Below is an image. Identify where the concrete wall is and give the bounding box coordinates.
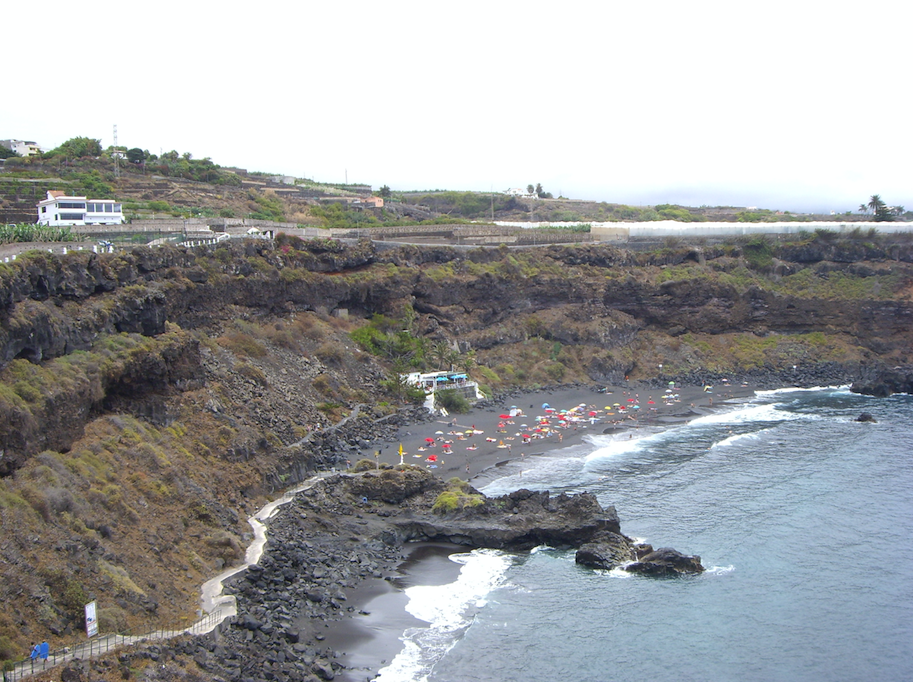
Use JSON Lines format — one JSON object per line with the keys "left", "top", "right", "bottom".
{"left": 589, "top": 221, "right": 913, "bottom": 241}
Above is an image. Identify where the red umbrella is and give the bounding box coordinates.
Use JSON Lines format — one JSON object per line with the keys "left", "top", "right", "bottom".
{"left": 499, "top": 414, "right": 511, "bottom": 419}
{"left": 426, "top": 454, "right": 438, "bottom": 462}
{"left": 425, "top": 437, "right": 435, "bottom": 442}
{"left": 588, "top": 411, "right": 598, "bottom": 416}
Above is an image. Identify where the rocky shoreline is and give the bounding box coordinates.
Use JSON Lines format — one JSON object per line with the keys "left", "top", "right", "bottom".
{"left": 85, "top": 466, "right": 701, "bottom": 682}
{"left": 38, "top": 371, "right": 906, "bottom": 682}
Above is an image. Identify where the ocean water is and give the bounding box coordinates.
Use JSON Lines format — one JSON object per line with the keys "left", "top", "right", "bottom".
{"left": 375, "top": 387, "right": 913, "bottom": 682}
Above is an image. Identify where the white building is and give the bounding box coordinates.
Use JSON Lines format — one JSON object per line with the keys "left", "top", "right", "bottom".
{"left": 0, "top": 139, "right": 42, "bottom": 156}
{"left": 37, "top": 191, "right": 124, "bottom": 226}
{"left": 505, "top": 187, "right": 536, "bottom": 198}
{"left": 403, "top": 370, "right": 485, "bottom": 414}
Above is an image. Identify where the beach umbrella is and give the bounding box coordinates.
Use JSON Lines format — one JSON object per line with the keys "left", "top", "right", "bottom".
{"left": 426, "top": 454, "right": 438, "bottom": 462}
{"left": 542, "top": 402, "right": 550, "bottom": 409}
{"left": 425, "top": 437, "right": 435, "bottom": 442}
{"left": 435, "top": 430, "right": 444, "bottom": 435}
{"left": 632, "top": 404, "right": 640, "bottom": 409}
{"left": 499, "top": 414, "right": 511, "bottom": 419}
{"left": 647, "top": 400, "right": 655, "bottom": 405}
{"left": 588, "top": 411, "right": 597, "bottom": 416}
{"left": 613, "top": 402, "right": 620, "bottom": 407}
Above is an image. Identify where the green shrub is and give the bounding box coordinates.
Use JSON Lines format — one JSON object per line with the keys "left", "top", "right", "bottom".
{"left": 432, "top": 480, "right": 484, "bottom": 514}
{"left": 435, "top": 388, "right": 470, "bottom": 413}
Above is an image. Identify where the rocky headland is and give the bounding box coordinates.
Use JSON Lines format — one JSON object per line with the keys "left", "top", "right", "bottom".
{"left": 96, "top": 467, "right": 702, "bottom": 682}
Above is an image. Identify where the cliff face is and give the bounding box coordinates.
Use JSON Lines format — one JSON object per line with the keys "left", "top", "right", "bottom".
{"left": 1, "top": 238, "right": 911, "bottom": 468}
{"left": 0, "top": 236, "right": 910, "bottom": 658}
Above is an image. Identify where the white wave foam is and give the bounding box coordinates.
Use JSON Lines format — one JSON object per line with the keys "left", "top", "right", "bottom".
{"left": 711, "top": 428, "right": 771, "bottom": 448}
{"left": 375, "top": 549, "right": 514, "bottom": 682}
{"left": 583, "top": 428, "right": 674, "bottom": 463}
{"left": 755, "top": 384, "right": 851, "bottom": 398}
{"left": 688, "top": 402, "right": 797, "bottom": 426}
{"left": 704, "top": 564, "right": 735, "bottom": 575}
{"left": 607, "top": 566, "right": 634, "bottom": 579}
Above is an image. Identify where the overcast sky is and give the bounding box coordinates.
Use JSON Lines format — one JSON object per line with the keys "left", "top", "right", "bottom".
{"left": 5, "top": 1, "right": 910, "bottom": 213}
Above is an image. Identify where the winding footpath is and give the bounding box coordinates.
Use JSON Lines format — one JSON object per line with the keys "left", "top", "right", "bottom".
{"left": 7, "top": 473, "right": 335, "bottom": 681}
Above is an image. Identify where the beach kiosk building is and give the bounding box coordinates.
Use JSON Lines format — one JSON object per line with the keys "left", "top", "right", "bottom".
{"left": 404, "top": 370, "right": 485, "bottom": 413}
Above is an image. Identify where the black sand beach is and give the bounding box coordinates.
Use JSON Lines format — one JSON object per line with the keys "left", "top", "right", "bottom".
{"left": 356, "top": 381, "right": 755, "bottom": 483}
{"left": 336, "top": 381, "right": 757, "bottom": 679}
{"left": 326, "top": 543, "right": 467, "bottom": 682}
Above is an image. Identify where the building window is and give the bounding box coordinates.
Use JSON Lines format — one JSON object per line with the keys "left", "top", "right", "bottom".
{"left": 60, "top": 213, "right": 84, "bottom": 220}
{"left": 58, "top": 202, "right": 86, "bottom": 209}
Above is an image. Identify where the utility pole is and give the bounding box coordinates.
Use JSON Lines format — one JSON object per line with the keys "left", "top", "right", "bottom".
{"left": 113, "top": 124, "right": 120, "bottom": 179}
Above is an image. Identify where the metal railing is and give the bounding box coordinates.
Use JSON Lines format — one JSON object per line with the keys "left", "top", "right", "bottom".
{"left": 3, "top": 609, "right": 223, "bottom": 682}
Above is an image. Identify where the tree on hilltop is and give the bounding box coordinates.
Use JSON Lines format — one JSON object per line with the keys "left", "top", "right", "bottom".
{"left": 126, "top": 148, "right": 145, "bottom": 164}
{"left": 535, "top": 183, "right": 553, "bottom": 199}
{"left": 865, "top": 194, "right": 896, "bottom": 222}
{"left": 44, "top": 137, "right": 102, "bottom": 159}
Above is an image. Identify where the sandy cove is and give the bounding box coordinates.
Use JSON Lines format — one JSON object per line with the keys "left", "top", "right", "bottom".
{"left": 356, "top": 380, "right": 756, "bottom": 483}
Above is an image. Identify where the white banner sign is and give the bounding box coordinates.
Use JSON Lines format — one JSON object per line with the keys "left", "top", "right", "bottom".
{"left": 85, "top": 601, "right": 98, "bottom": 638}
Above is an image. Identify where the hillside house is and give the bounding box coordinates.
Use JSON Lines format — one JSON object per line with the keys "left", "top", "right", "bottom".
{"left": 1, "top": 139, "right": 42, "bottom": 156}
{"left": 505, "top": 187, "right": 535, "bottom": 199}
{"left": 37, "top": 191, "right": 124, "bottom": 226}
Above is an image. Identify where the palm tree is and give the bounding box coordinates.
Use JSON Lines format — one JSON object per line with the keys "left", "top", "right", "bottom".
{"left": 430, "top": 341, "right": 452, "bottom": 370}
{"left": 858, "top": 204, "right": 868, "bottom": 214}
{"left": 868, "top": 194, "right": 886, "bottom": 215}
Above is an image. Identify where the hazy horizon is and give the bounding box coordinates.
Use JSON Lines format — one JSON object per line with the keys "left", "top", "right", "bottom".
{"left": 5, "top": 1, "right": 910, "bottom": 217}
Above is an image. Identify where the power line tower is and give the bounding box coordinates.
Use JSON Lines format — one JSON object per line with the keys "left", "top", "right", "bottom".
{"left": 113, "top": 124, "right": 120, "bottom": 179}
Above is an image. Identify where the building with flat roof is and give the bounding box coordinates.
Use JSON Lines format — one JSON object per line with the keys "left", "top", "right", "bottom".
{"left": 0, "top": 139, "right": 42, "bottom": 156}
{"left": 37, "top": 191, "right": 124, "bottom": 226}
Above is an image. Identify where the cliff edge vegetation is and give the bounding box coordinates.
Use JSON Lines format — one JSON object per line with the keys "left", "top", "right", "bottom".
{"left": 1, "top": 230, "right": 912, "bottom": 668}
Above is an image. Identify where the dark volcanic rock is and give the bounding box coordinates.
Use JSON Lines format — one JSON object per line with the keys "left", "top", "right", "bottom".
{"left": 851, "top": 366, "right": 913, "bottom": 397}
{"left": 389, "top": 486, "right": 621, "bottom": 550}
{"left": 575, "top": 531, "right": 637, "bottom": 570}
{"left": 854, "top": 412, "right": 877, "bottom": 423}
{"left": 623, "top": 547, "right": 704, "bottom": 576}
